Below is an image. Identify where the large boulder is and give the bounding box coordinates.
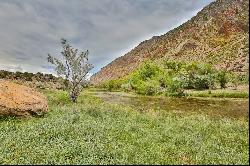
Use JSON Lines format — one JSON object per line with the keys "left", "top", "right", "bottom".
{"left": 0, "top": 80, "right": 48, "bottom": 117}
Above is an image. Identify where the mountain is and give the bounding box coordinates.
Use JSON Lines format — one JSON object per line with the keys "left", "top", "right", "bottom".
{"left": 90, "top": 0, "right": 249, "bottom": 85}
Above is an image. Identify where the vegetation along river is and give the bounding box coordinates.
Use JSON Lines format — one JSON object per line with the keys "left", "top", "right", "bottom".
{"left": 89, "top": 91, "right": 249, "bottom": 120}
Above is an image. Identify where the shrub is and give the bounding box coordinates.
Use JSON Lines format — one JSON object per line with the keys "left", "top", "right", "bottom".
{"left": 193, "top": 74, "right": 215, "bottom": 90}
{"left": 238, "top": 73, "right": 249, "bottom": 84}
{"left": 104, "top": 80, "right": 115, "bottom": 92}
{"left": 127, "top": 61, "right": 163, "bottom": 94}
{"left": 137, "top": 60, "right": 162, "bottom": 81}
{"left": 35, "top": 81, "right": 46, "bottom": 89}
{"left": 217, "top": 69, "right": 228, "bottom": 89}
{"left": 136, "top": 79, "right": 161, "bottom": 95}
{"left": 228, "top": 72, "right": 248, "bottom": 89}
{"left": 184, "top": 62, "right": 199, "bottom": 89}
{"left": 158, "top": 73, "right": 171, "bottom": 88}
{"left": 163, "top": 61, "right": 216, "bottom": 90}
{"left": 14, "top": 71, "right": 22, "bottom": 79}
{"left": 100, "top": 60, "right": 240, "bottom": 97}
{"left": 228, "top": 73, "right": 238, "bottom": 89}
{"left": 102, "top": 79, "right": 124, "bottom": 92}
{"left": 191, "top": 63, "right": 216, "bottom": 90}
{"left": 164, "top": 60, "right": 186, "bottom": 72}
{"left": 121, "top": 82, "right": 133, "bottom": 92}
{"left": 23, "top": 72, "right": 33, "bottom": 81}
{"left": 165, "top": 76, "right": 185, "bottom": 97}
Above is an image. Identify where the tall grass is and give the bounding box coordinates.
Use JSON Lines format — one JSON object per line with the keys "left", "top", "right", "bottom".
{"left": 0, "top": 90, "right": 248, "bottom": 164}
{"left": 187, "top": 90, "right": 249, "bottom": 98}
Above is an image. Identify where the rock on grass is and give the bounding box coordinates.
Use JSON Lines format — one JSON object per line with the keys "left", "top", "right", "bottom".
{"left": 0, "top": 80, "right": 48, "bottom": 117}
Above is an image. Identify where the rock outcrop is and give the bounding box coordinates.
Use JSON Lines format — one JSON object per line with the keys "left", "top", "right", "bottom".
{"left": 0, "top": 80, "right": 48, "bottom": 117}
{"left": 91, "top": 0, "right": 249, "bottom": 85}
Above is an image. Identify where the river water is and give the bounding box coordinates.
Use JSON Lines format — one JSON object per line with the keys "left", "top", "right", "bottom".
{"left": 90, "top": 91, "right": 249, "bottom": 120}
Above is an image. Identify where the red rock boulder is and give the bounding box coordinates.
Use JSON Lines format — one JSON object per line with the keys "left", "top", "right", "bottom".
{"left": 0, "top": 80, "right": 48, "bottom": 117}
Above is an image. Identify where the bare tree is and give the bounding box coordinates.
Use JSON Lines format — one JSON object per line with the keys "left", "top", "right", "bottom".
{"left": 47, "top": 38, "right": 94, "bottom": 102}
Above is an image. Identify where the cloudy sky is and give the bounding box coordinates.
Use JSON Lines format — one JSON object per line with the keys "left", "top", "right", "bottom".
{"left": 0, "top": 0, "right": 214, "bottom": 75}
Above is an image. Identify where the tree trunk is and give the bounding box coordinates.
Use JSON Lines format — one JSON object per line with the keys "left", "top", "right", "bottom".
{"left": 70, "top": 90, "right": 78, "bottom": 103}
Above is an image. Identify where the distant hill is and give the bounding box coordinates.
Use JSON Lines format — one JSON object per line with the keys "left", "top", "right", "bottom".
{"left": 91, "top": 0, "right": 249, "bottom": 85}
{"left": 0, "top": 70, "right": 65, "bottom": 89}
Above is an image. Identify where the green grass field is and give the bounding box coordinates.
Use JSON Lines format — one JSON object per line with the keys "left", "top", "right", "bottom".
{"left": 0, "top": 89, "right": 249, "bottom": 164}
{"left": 186, "top": 89, "right": 249, "bottom": 98}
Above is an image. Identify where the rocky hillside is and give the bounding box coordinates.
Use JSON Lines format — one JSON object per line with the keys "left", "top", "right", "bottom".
{"left": 91, "top": 0, "right": 249, "bottom": 85}
{"left": 0, "top": 70, "right": 66, "bottom": 90}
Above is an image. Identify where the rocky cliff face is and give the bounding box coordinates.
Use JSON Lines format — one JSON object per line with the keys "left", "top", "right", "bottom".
{"left": 91, "top": 0, "right": 249, "bottom": 85}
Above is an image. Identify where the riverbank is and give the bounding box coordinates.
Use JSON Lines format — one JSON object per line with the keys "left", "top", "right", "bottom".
{"left": 87, "top": 85, "right": 249, "bottom": 99}
{"left": 185, "top": 85, "right": 249, "bottom": 98}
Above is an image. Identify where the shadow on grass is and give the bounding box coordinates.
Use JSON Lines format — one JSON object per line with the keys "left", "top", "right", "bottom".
{"left": 0, "top": 113, "right": 48, "bottom": 122}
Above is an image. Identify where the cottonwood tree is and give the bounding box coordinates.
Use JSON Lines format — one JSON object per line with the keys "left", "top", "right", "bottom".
{"left": 47, "top": 38, "right": 94, "bottom": 102}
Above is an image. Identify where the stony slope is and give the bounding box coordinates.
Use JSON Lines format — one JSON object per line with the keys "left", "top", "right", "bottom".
{"left": 91, "top": 0, "right": 249, "bottom": 85}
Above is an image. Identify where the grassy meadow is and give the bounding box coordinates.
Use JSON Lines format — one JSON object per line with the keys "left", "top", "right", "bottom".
{"left": 186, "top": 89, "right": 249, "bottom": 98}
{"left": 0, "top": 89, "right": 248, "bottom": 165}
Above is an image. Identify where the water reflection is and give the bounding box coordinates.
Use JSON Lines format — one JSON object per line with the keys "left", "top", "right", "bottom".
{"left": 92, "top": 92, "right": 249, "bottom": 119}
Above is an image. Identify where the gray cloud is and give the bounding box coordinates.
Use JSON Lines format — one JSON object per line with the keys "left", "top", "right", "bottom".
{"left": 0, "top": 0, "right": 214, "bottom": 75}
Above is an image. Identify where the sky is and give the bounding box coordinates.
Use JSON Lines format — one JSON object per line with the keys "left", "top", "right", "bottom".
{"left": 0, "top": 0, "right": 214, "bottom": 76}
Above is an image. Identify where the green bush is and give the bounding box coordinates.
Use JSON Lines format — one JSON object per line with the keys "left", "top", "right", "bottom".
{"left": 136, "top": 79, "right": 161, "bottom": 95}
{"left": 101, "top": 79, "right": 125, "bottom": 92}
{"left": 158, "top": 73, "right": 170, "bottom": 88}
{"left": 121, "top": 82, "right": 133, "bottom": 92}
{"left": 228, "top": 72, "right": 248, "bottom": 89}
{"left": 217, "top": 69, "right": 228, "bottom": 89}
{"left": 14, "top": 71, "right": 22, "bottom": 79}
{"left": 191, "top": 64, "right": 216, "bottom": 90}
{"left": 0, "top": 70, "right": 9, "bottom": 78}
{"left": 137, "top": 61, "right": 162, "bottom": 80}
{"left": 164, "top": 60, "right": 186, "bottom": 72}
{"left": 106, "top": 80, "right": 117, "bottom": 92}
{"left": 126, "top": 60, "right": 163, "bottom": 95}
{"left": 165, "top": 76, "right": 185, "bottom": 97}
{"left": 238, "top": 73, "right": 249, "bottom": 84}
{"left": 182, "top": 63, "right": 197, "bottom": 89}
{"left": 163, "top": 60, "right": 217, "bottom": 90}
{"left": 23, "top": 72, "right": 33, "bottom": 81}
{"left": 228, "top": 72, "right": 239, "bottom": 89}
{"left": 193, "top": 74, "right": 215, "bottom": 90}
{"left": 100, "top": 60, "right": 239, "bottom": 96}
